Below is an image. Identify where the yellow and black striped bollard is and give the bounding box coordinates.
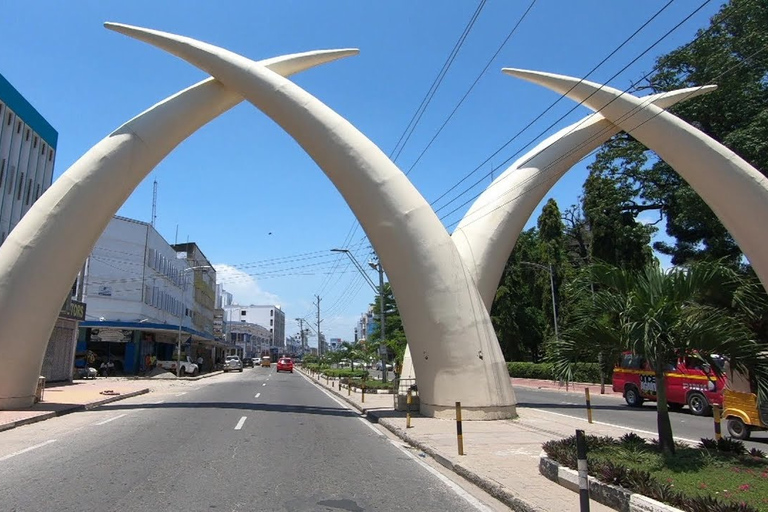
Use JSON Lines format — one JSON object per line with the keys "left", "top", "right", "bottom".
{"left": 406, "top": 389, "right": 412, "bottom": 429}
{"left": 713, "top": 405, "right": 722, "bottom": 441}
{"left": 456, "top": 401, "right": 464, "bottom": 455}
{"left": 585, "top": 388, "right": 593, "bottom": 424}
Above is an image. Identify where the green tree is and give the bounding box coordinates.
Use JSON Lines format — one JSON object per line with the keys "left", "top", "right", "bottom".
{"left": 369, "top": 282, "right": 407, "bottom": 366}
{"left": 588, "top": 0, "right": 768, "bottom": 265}
{"left": 491, "top": 229, "right": 548, "bottom": 361}
{"left": 551, "top": 260, "right": 768, "bottom": 455}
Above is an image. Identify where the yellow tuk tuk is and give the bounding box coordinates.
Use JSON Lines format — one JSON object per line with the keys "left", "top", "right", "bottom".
{"left": 722, "top": 360, "right": 767, "bottom": 440}
{"left": 261, "top": 356, "right": 272, "bottom": 368}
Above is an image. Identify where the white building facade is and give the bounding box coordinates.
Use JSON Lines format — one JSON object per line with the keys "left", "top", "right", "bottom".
{"left": 0, "top": 73, "right": 57, "bottom": 244}
{"left": 79, "top": 216, "right": 223, "bottom": 374}
{"left": 225, "top": 304, "right": 285, "bottom": 348}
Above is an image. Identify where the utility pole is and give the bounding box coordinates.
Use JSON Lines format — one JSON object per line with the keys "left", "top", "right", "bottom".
{"left": 295, "top": 317, "right": 306, "bottom": 352}
{"left": 372, "top": 259, "right": 387, "bottom": 384}
{"left": 314, "top": 295, "right": 322, "bottom": 356}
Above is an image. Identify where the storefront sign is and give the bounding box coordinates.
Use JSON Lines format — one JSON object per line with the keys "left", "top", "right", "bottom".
{"left": 91, "top": 328, "right": 133, "bottom": 343}
{"left": 60, "top": 299, "right": 86, "bottom": 321}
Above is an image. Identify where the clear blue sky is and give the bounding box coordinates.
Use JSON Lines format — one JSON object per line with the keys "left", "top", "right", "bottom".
{"left": 1, "top": 1, "right": 723, "bottom": 344}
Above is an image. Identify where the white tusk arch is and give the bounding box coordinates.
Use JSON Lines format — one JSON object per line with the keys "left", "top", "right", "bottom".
{"left": 104, "top": 22, "right": 517, "bottom": 419}
{"left": 504, "top": 68, "right": 768, "bottom": 290}
{"left": 0, "top": 48, "right": 357, "bottom": 409}
{"left": 453, "top": 85, "right": 716, "bottom": 309}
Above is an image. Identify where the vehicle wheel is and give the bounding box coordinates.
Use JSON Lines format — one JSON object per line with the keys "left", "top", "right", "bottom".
{"left": 624, "top": 386, "right": 644, "bottom": 407}
{"left": 239, "top": 368, "right": 243, "bottom": 373}
{"left": 687, "top": 392, "right": 712, "bottom": 416}
{"left": 192, "top": 368, "right": 199, "bottom": 377}
{"left": 290, "top": 370, "right": 293, "bottom": 373}
{"left": 726, "top": 417, "right": 751, "bottom": 440}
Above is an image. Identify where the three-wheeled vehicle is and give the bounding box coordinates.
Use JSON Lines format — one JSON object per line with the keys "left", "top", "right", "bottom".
{"left": 722, "top": 359, "right": 767, "bottom": 440}
{"left": 261, "top": 356, "right": 272, "bottom": 368}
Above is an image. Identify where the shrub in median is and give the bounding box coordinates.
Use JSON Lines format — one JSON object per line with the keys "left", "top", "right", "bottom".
{"left": 321, "top": 369, "right": 368, "bottom": 379}
{"left": 507, "top": 361, "right": 611, "bottom": 383}
{"left": 543, "top": 434, "right": 765, "bottom": 511}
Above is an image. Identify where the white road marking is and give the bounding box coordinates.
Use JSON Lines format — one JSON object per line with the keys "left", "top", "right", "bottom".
{"left": 357, "top": 416, "right": 385, "bottom": 436}
{"left": 530, "top": 408, "right": 700, "bottom": 445}
{"left": 255, "top": 393, "right": 261, "bottom": 399}
{"left": 0, "top": 440, "right": 57, "bottom": 462}
{"left": 95, "top": 414, "right": 127, "bottom": 426}
{"left": 234, "top": 416, "right": 247, "bottom": 430}
{"left": 392, "top": 439, "right": 493, "bottom": 512}
{"left": 149, "top": 400, "right": 165, "bottom": 405}
{"left": 262, "top": 383, "right": 267, "bottom": 387}
{"left": 175, "top": 392, "right": 187, "bottom": 396}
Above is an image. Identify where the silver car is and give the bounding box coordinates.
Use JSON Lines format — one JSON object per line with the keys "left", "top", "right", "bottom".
{"left": 223, "top": 355, "right": 243, "bottom": 373}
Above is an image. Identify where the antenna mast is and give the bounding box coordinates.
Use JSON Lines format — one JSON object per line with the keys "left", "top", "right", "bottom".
{"left": 151, "top": 179, "right": 158, "bottom": 228}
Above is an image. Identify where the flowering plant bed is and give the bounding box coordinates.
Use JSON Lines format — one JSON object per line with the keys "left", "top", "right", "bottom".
{"left": 543, "top": 433, "right": 768, "bottom": 511}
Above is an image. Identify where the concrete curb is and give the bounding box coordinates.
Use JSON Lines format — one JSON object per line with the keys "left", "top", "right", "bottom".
{"left": 182, "top": 370, "right": 224, "bottom": 381}
{"left": 0, "top": 388, "right": 150, "bottom": 433}
{"left": 298, "top": 368, "right": 545, "bottom": 512}
{"left": 539, "top": 455, "right": 683, "bottom": 512}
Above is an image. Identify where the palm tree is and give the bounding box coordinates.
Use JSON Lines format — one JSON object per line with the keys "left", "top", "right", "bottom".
{"left": 550, "top": 260, "right": 768, "bottom": 455}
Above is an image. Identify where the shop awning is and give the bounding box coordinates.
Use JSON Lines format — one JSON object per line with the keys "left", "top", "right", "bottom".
{"left": 79, "top": 321, "right": 215, "bottom": 342}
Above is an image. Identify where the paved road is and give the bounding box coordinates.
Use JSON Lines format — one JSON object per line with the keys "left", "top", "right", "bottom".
{"left": 0, "top": 368, "right": 493, "bottom": 512}
{"left": 515, "top": 386, "right": 768, "bottom": 451}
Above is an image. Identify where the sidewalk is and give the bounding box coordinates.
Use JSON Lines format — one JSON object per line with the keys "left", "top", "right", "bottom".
{"left": 0, "top": 379, "right": 150, "bottom": 432}
{"left": 300, "top": 369, "right": 643, "bottom": 512}
{"left": 511, "top": 377, "right": 623, "bottom": 398}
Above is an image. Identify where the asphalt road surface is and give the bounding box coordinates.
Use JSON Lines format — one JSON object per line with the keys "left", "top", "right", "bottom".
{"left": 0, "top": 368, "right": 496, "bottom": 512}
{"left": 515, "top": 386, "right": 768, "bottom": 451}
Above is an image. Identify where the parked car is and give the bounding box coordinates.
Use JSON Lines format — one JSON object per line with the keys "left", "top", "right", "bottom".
{"left": 156, "top": 356, "right": 199, "bottom": 376}
{"left": 375, "top": 362, "right": 393, "bottom": 372}
{"left": 223, "top": 355, "right": 244, "bottom": 373}
{"left": 242, "top": 357, "right": 254, "bottom": 368}
{"left": 276, "top": 357, "right": 294, "bottom": 373}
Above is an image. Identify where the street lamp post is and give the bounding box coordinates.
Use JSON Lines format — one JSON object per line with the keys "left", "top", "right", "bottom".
{"left": 331, "top": 248, "right": 388, "bottom": 383}
{"left": 177, "top": 265, "right": 213, "bottom": 377}
{"left": 519, "top": 261, "right": 558, "bottom": 342}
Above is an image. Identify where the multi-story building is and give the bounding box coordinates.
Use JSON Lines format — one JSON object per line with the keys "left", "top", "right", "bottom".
{"left": 0, "top": 73, "right": 87, "bottom": 382}
{"left": 226, "top": 321, "right": 271, "bottom": 358}
{"left": 225, "top": 304, "right": 285, "bottom": 348}
{"left": 172, "top": 242, "right": 216, "bottom": 337}
{"left": 0, "top": 73, "right": 57, "bottom": 244}
{"left": 78, "top": 216, "right": 221, "bottom": 374}
{"left": 213, "top": 285, "right": 233, "bottom": 341}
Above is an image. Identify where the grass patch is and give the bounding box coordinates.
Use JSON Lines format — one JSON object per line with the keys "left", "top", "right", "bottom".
{"left": 543, "top": 433, "right": 768, "bottom": 511}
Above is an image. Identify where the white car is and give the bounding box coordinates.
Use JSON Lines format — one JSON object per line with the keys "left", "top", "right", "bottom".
{"left": 223, "top": 355, "right": 244, "bottom": 373}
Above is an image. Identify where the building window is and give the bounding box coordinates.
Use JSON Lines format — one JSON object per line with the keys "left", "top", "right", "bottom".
{"left": 270, "top": 309, "right": 273, "bottom": 317}
{"left": 6, "top": 167, "right": 14, "bottom": 195}
{"left": 33, "top": 136, "right": 38, "bottom": 149}
{"left": 16, "top": 173, "right": 24, "bottom": 200}
{"left": 35, "top": 183, "right": 40, "bottom": 201}
{"left": 41, "top": 143, "right": 46, "bottom": 155}
{"left": 16, "top": 121, "right": 21, "bottom": 133}
{"left": 0, "top": 159, "right": 4, "bottom": 185}
{"left": 25, "top": 178, "right": 32, "bottom": 205}
{"left": 25, "top": 129, "right": 29, "bottom": 141}
{"left": 48, "top": 149, "right": 53, "bottom": 162}
{"left": 270, "top": 319, "right": 273, "bottom": 326}
{"left": 6, "top": 113, "right": 11, "bottom": 126}
{"left": 241, "top": 310, "right": 246, "bottom": 316}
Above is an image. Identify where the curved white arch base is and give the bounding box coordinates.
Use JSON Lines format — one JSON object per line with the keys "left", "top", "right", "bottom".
{"left": 504, "top": 68, "right": 768, "bottom": 291}
{"left": 0, "top": 49, "right": 357, "bottom": 409}
{"left": 105, "top": 23, "right": 517, "bottom": 420}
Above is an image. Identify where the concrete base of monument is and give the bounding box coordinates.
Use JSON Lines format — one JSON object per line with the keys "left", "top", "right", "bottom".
{"left": 420, "top": 402, "right": 517, "bottom": 420}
